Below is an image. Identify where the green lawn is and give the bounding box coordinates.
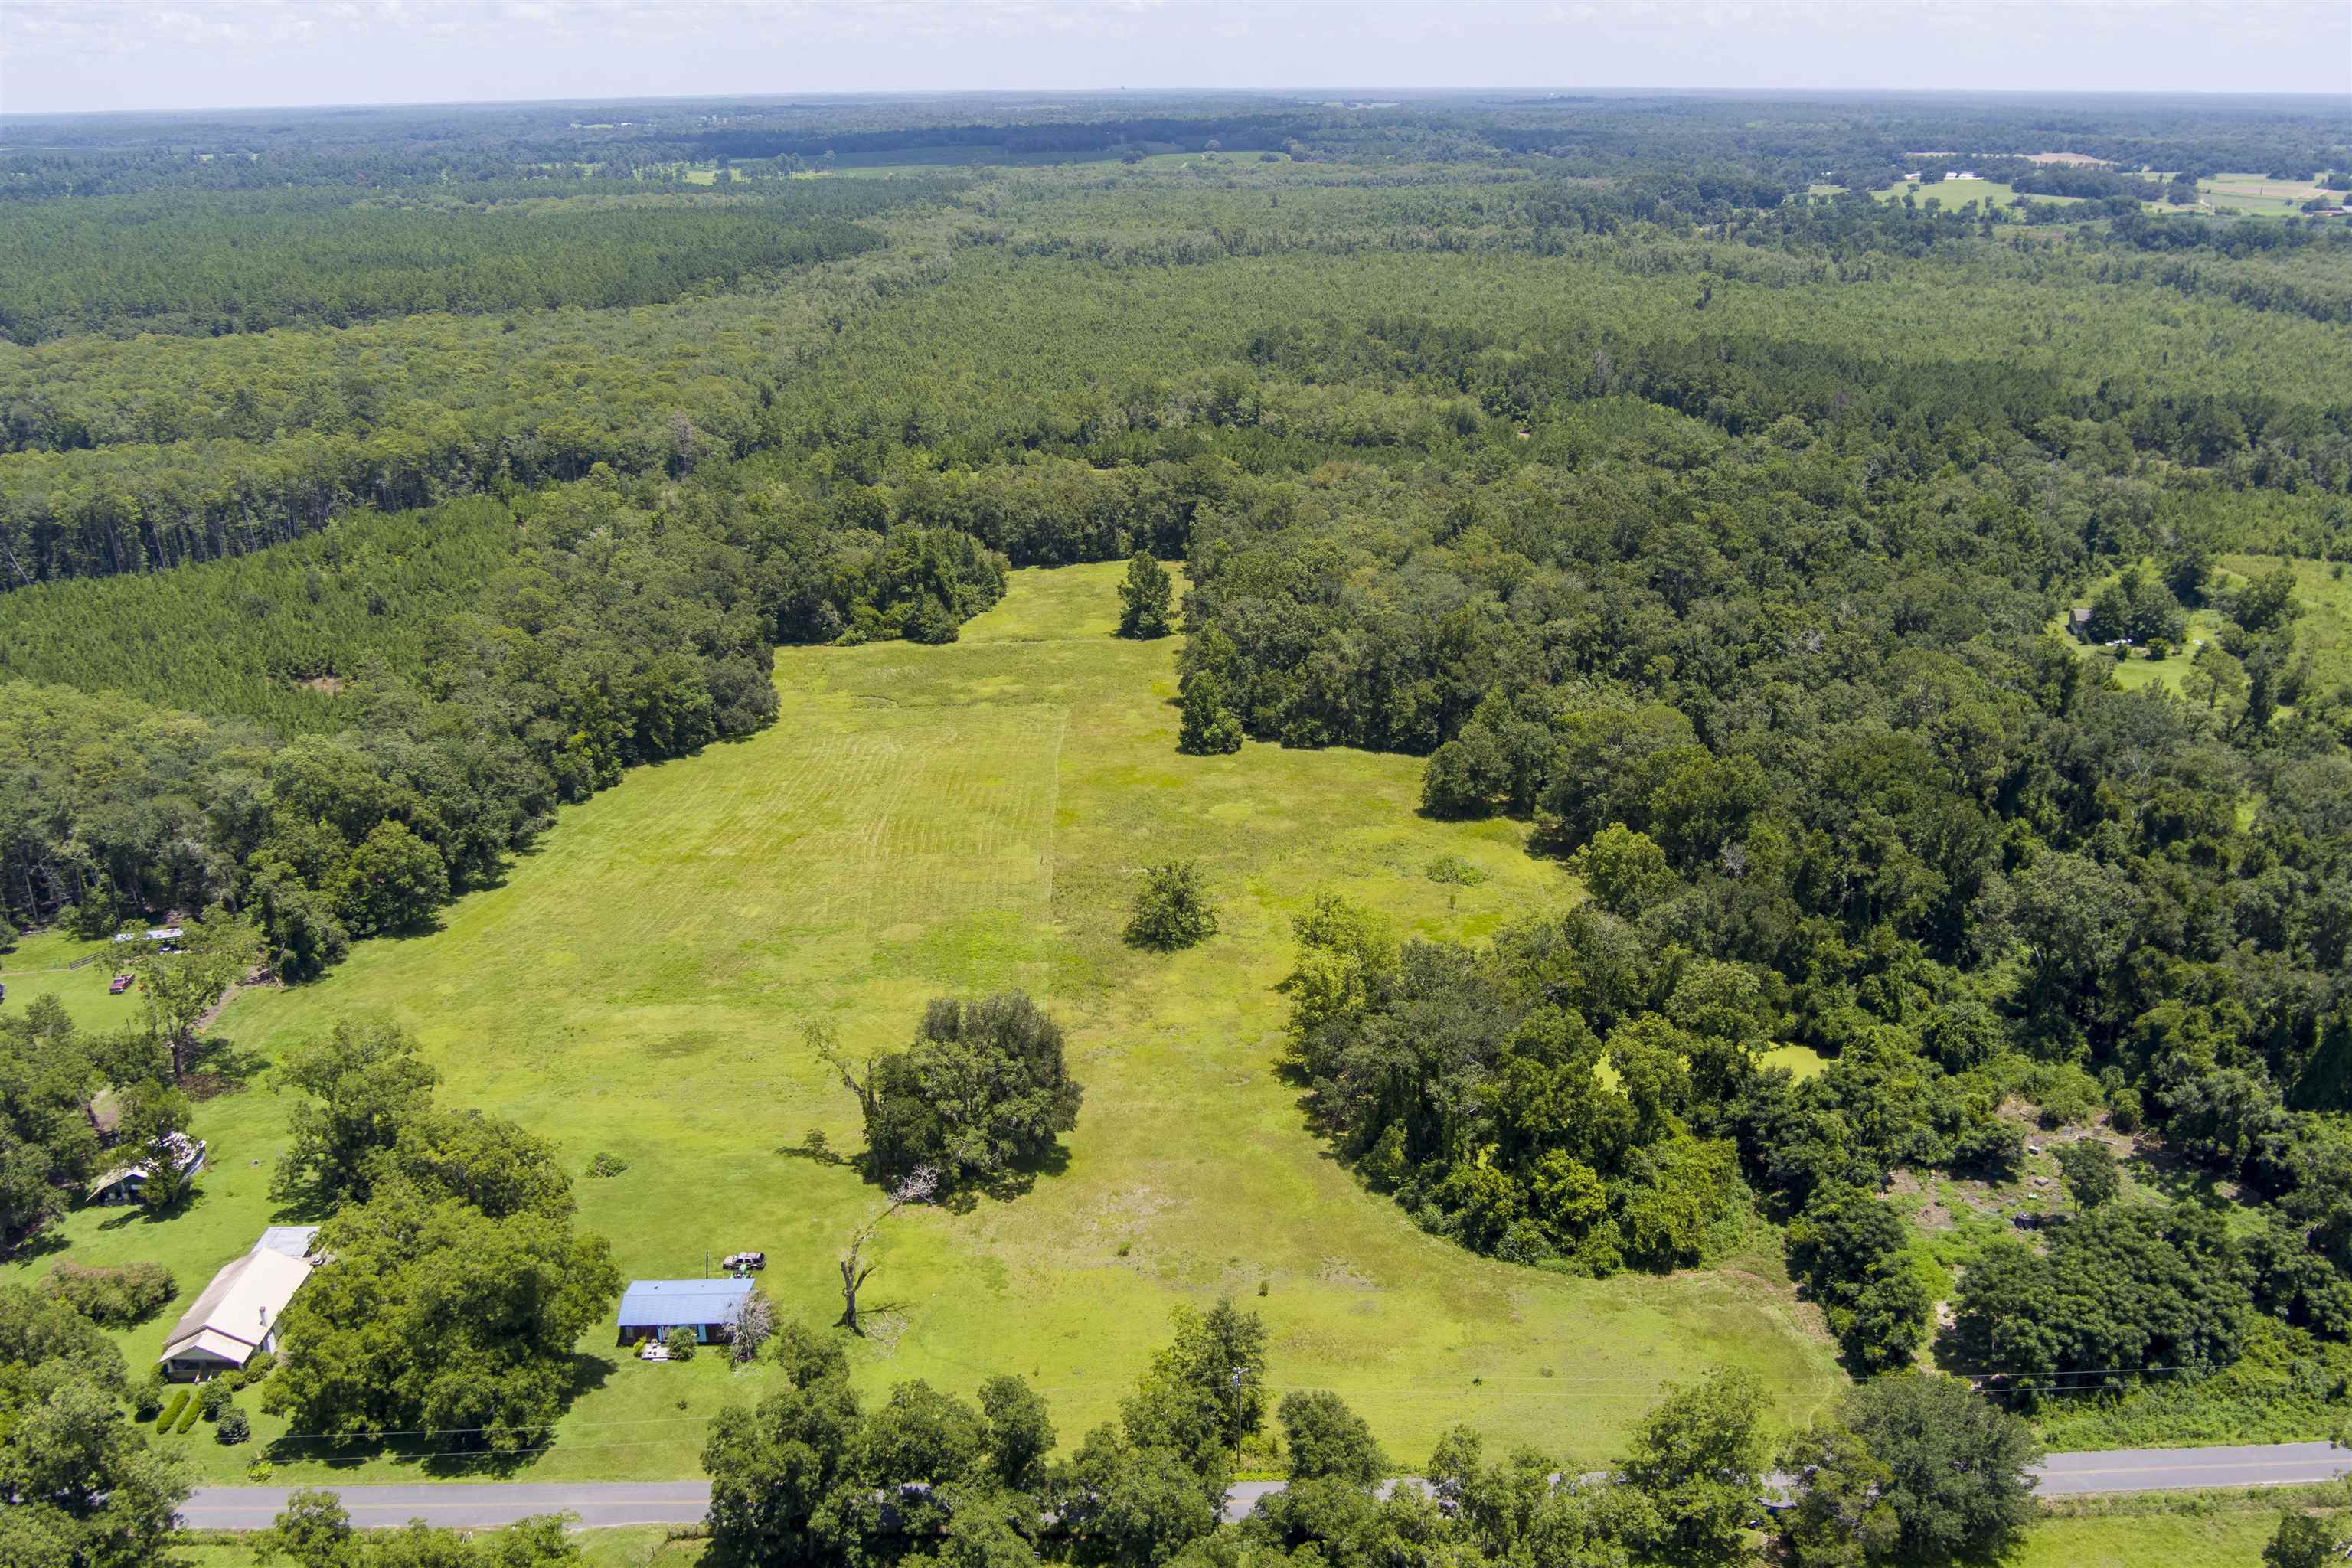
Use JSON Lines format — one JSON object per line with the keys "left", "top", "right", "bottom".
{"left": 11, "top": 561, "right": 1841, "bottom": 1486}
{"left": 0, "top": 927, "right": 147, "bottom": 1035}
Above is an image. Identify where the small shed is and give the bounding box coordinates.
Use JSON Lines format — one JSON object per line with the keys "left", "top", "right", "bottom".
{"left": 616, "top": 1279, "right": 754, "bottom": 1345}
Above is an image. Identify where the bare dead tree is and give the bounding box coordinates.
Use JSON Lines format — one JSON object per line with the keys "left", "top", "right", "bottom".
{"left": 838, "top": 1165, "right": 936, "bottom": 1334}
{"left": 730, "top": 1286, "right": 776, "bottom": 1365}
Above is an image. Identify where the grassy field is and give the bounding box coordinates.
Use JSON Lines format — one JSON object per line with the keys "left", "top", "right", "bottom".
{"left": 2050, "top": 555, "right": 2350, "bottom": 708}
{"left": 2011, "top": 1507, "right": 2291, "bottom": 1567}
{"left": 1874, "top": 178, "right": 2081, "bottom": 212}
{"left": 2224, "top": 554, "right": 2352, "bottom": 696}
{"left": 2198, "top": 171, "right": 2337, "bottom": 214}
{"left": 6, "top": 561, "right": 1841, "bottom": 1486}
{"left": 0, "top": 927, "right": 147, "bottom": 1034}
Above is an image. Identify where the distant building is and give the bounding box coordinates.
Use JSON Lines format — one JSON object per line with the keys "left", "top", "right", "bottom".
{"left": 158, "top": 1246, "right": 314, "bottom": 1379}
{"left": 110, "top": 926, "right": 182, "bottom": 945}
{"left": 87, "top": 1132, "right": 205, "bottom": 1206}
{"left": 2069, "top": 606, "right": 2094, "bottom": 639}
{"left": 616, "top": 1279, "right": 755, "bottom": 1345}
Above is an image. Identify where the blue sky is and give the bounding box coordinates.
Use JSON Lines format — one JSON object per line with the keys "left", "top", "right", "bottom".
{"left": 2, "top": 2, "right": 2347, "bottom": 116}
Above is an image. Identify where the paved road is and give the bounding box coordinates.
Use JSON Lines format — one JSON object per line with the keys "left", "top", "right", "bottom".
{"left": 2036, "top": 1440, "right": 2352, "bottom": 1495}
{"left": 182, "top": 1441, "right": 2352, "bottom": 1531}
{"left": 179, "top": 1481, "right": 714, "bottom": 1530}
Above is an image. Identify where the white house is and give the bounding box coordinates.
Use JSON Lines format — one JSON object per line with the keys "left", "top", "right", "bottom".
{"left": 158, "top": 1246, "right": 313, "bottom": 1380}
{"left": 87, "top": 1132, "right": 206, "bottom": 1205}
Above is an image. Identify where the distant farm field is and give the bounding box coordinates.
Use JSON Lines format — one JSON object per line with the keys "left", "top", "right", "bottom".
{"left": 1875, "top": 178, "right": 2076, "bottom": 211}
{"left": 5, "top": 562, "right": 1841, "bottom": 1485}
{"left": 2199, "top": 171, "right": 2336, "bottom": 213}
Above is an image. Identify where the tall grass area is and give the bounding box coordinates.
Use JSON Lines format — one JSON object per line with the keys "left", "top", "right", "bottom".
{"left": 0, "top": 497, "right": 513, "bottom": 730}
{"left": 2, "top": 562, "right": 1843, "bottom": 1485}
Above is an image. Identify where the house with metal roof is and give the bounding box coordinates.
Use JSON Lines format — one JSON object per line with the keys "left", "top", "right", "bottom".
{"left": 87, "top": 1132, "right": 206, "bottom": 1206}
{"left": 616, "top": 1278, "right": 754, "bottom": 1345}
{"left": 158, "top": 1246, "right": 313, "bottom": 1380}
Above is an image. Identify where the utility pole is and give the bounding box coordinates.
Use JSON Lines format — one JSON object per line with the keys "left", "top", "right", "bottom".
{"left": 1230, "top": 1365, "right": 1250, "bottom": 1464}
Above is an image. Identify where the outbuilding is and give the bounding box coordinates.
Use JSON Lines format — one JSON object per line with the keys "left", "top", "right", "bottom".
{"left": 616, "top": 1278, "right": 754, "bottom": 1345}
{"left": 87, "top": 1132, "right": 206, "bottom": 1206}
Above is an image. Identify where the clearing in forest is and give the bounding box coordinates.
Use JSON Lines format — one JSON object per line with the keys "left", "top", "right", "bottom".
{"left": 8, "top": 561, "right": 1841, "bottom": 1484}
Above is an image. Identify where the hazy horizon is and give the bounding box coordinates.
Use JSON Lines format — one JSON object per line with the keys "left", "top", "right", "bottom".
{"left": 4, "top": 1, "right": 2347, "bottom": 119}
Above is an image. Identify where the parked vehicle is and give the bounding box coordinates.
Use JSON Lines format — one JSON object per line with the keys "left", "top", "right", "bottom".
{"left": 722, "top": 1250, "right": 766, "bottom": 1272}
{"left": 109, "top": 975, "right": 133, "bottom": 995}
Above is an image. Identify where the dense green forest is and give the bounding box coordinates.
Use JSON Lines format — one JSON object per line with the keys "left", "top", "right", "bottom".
{"left": 3, "top": 88, "right": 2352, "bottom": 1565}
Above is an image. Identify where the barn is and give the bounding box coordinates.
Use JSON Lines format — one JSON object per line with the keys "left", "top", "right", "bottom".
{"left": 616, "top": 1278, "right": 755, "bottom": 1345}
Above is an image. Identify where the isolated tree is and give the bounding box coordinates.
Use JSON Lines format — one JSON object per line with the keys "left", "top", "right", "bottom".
{"left": 126, "top": 907, "right": 260, "bottom": 1082}
{"left": 837, "top": 1166, "right": 936, "bottom": 1334}
{"left": 1125, "top": 861, "right": 1220, "bottom": 950}
{"left": 2056, "top": 1139, "right": 2120, "bottom": 1211}
{"left": 1118, "top": 552, "right": 1174, "bottom": 639}
{"left": 730, "top": 1286, "right": 776, "bottom": 1366}
{"left": 825, "top": 995, "right": 1083, "bottom": 1191}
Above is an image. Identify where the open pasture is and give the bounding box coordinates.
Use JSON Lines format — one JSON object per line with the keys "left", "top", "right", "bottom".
{"left": 1874, "top": 178, "right": 2083, "bottom": 212}
{"left": 2198, "top": 172, "right": 2337, "bottom": 213}
{"left": 6, "top": 561, "right": 1840, "bottom": 1485}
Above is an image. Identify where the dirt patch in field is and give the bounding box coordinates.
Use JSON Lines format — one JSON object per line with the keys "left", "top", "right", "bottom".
{"left": 296, "top": 674, "right": 346, "bottom": 695}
